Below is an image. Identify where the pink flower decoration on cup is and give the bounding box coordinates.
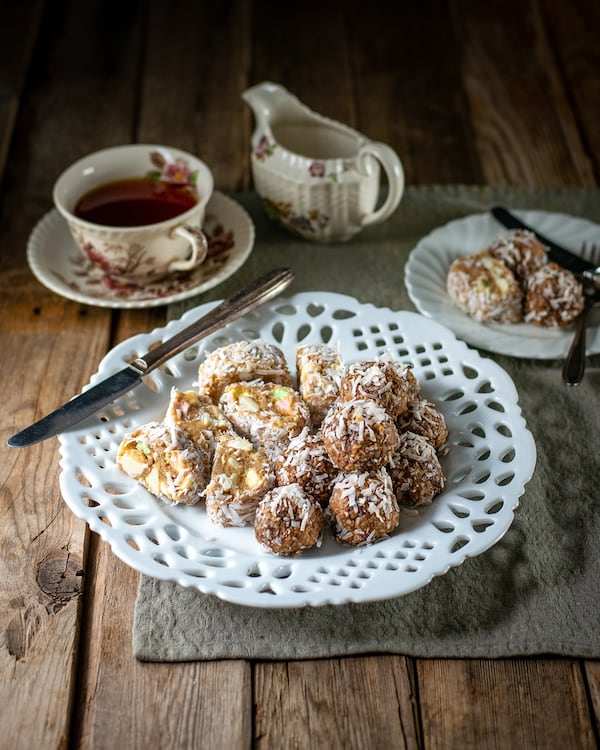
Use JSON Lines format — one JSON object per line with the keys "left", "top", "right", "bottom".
{"left": 161, "top": 159, "right": 193, "bottom": 185}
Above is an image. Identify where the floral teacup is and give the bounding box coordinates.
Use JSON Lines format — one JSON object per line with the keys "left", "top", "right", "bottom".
{"left": 53, "top": 144, "right": 213, "bottom": 285}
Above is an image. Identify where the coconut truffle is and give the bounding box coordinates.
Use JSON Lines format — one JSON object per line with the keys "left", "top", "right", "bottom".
{"left": 296, "top": 343, "right": 344, "bottom": 424}
{"left": 391, "top": 361, "right": 421, "bottom": 404}
{"left": 339, "top": 360, "right": 412, "bottom": 419}
{"left": 396, "top": 398, "right": 448, "bottom": 451}
{"left": 524, "top": 262, "right": 584, "bottom": 328}
{"left": 275, "top": 428, "right": 337, "bottom": 506}
{"left": 204, "top": 432, "right": 274, "bottom": 527}
{"left": 254, "top": 483, "right": 324, "bottom": 556}
{"left": 116, "top": 422, "right": 209, "bottom": 505}
{"left": 197, "top": 340, "right": 293, "bottom": 403}
{"left": 218, "top": 380, "right": 311, "bottom": 459}
{"left": 447, "top": 251, "right": 523, "bottom": 323}
{"left": 328, "top": 468, "right": 400, "bottom": 545}
{"left": 321, "top": 398, "right": 400, "bottom": 472}
{"left": 388, "top": 432, "right": 446, "bottom": 509}
{"left": 487, "top": 229, "right": 548, "bottom": 284}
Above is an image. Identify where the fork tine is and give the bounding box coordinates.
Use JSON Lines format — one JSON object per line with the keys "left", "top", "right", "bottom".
{"left": 580, "top": 241, "right": 600, "bottom": 263}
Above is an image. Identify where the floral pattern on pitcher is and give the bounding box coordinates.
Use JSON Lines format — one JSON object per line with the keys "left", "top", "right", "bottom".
{"left": 308, "top": 159, "right": 354, "bottom": 182}
{"left": 253, "top": 135, "right": 276, "bottom": 161}
{"left": 262, "top": 197, "right": 329, "bottom": 236}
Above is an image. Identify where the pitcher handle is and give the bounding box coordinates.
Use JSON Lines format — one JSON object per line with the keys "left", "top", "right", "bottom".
{"left": 169, "top": 225, "right": 208, "bottom": 272}
{"left": 358, "top": 142, "right": 405, "bottom": 227}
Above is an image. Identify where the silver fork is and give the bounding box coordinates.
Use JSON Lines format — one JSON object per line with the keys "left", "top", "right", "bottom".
{"left": 562, "top": 242, "right": 600, "bottom": 386}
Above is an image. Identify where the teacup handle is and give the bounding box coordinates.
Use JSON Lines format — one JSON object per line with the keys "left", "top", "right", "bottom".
{"left": 357, "top": 142, "right": 405, "bottom": 227}
{"left": 169, "top": 225, "right": 209, "bottom": 272}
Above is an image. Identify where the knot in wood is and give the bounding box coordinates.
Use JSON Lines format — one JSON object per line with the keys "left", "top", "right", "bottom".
{"left": 37, "top": 553, "right": 83, "bottom": 600}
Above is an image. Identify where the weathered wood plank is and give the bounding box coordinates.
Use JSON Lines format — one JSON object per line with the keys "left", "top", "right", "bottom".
{"left": 417, "top": 659, "right": 598, "bottom": 749}
{"left": 250, "top": 0, "right": 356, "bottom": 127}
{"left": 3, "top": 2, "right": 600, "bottom": 749}
{"left": 585, "top": 661, "right": 600, "bottom": 737}
{"left": 0, "top": 0, "right": 143, "bottom": 747}
{"left": 1, "top": 313, "right": 89, "bottom": 750}
{"left": 0, "top": 2, "right": 44, "bottom": 95}
{"left": 409, "top": 4, "right": 599, "bottom": 748}
{"left": 72, "top": 2, "right": 256, "bottom": 747}
{"left": 250, "top": 8, "right": 423, "bottom": 746}
{"left": 540, "top": 0, "right": 600, "bottom": 729}
{"left": 0, "top": 297, "right": 109, "bottom": 750}
{"left": 0, "top": 1, "right": 44, "bottom": 179}
{"left": 540, "top": 0, "right": 600, "bottom": 183}
{"left": 73, "top": 535, "right": 252, "bottom": 750}
{"left": 451, "top": 0, "right": 595, "bottom": 186}
{"left": 347, "top": 0, "right": 484, "bottom": 185}
{"left": 138, "top": 0, "right": 252, "bottom": 193}
{"left": 255, "top": 657, "right": 421, "bottom": 749}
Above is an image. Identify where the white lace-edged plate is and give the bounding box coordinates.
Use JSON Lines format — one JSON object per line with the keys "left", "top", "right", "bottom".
{"left": 58, "top": 292, "right": 536, "bottom": 608}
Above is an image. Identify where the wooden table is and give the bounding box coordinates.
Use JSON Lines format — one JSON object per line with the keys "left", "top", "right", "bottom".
{"left": 1, "top": 1, "right": 599, "bottom": 748}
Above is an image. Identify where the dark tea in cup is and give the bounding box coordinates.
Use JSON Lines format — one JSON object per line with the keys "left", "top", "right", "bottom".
{"left": 74, "top": 177, "right": 198, "bottom": 227}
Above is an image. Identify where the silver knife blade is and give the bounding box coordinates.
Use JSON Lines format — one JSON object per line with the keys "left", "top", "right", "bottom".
{"left": 8, "top": 267, "right": 294, "bottom": 447}
{"left": 491, "top": 206, "right": 599, "bottom": 280}
{"left": 7, "top": 367, "right": 142, "bottom": 447}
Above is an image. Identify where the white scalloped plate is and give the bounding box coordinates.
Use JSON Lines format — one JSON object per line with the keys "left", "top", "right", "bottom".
{"left": 58, "top": 292, "right": 536, "bottom": 608}
{"left": 405, "top": 209, "right": 600, "bottom": 358}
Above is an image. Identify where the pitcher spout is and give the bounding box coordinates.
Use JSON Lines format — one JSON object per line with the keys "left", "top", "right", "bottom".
{"left": 242, "top": 81, "right": 311, "bottom": 144}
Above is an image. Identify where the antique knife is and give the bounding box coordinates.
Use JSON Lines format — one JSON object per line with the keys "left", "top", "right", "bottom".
{"left": 491, "top": 206, "right": 600, "bottom": 285}
{"left": 8, "top": 267, "right": 294, "bottom": 448}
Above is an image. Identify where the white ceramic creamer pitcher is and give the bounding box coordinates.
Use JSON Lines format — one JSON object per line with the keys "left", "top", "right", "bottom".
{"left": 242, "top": 82, "right": 405, "bottom": 243}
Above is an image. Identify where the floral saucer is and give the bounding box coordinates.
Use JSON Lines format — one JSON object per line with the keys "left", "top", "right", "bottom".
{"left": 27, "top": 191, "right": 255, "bottom": 309}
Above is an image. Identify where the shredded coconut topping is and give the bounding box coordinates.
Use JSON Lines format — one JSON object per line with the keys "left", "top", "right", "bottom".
{"left": 447, "top": 251, "right": 523, "bottom": 324}
{"left": 524, "top": 262, "right": 584, "bottom": 327}
{"left": 120, "top": 340, "right": 449, "bottom": 553}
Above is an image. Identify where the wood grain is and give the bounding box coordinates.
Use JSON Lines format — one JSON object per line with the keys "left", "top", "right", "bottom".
{"left": 70, "top": 2, "right": 256, "bottom": 745}
{"left": 585, "top": 661, "right": 600, "bottom": 738}
{"left": 451, "top": 0, "right": 595, "bottom": 187}
{"left": 540, "top": 0, "right": 600, "bottom": 183}
{"left": 0, "top": 0, "right": 141, "bottom": 747}
{"left": 251, "top": 0, "right": 355, "bottom": 127}
{"left": 348, "top": 0, "right": 484, "bottom": 185}
{"left": 0, "top": 1, "right": 44, "bottom": 179}
{"left": 73, "top": 534, "right": 252, "bottom": 750}
{"left": 140, "top": 0, "right": 252, "bottom": 193}
{"left": 418, "top": 659, "right": 598, "bottom": 749}
{"left": 255, "top": 657, "right": 421, "bottom": 749}
{"left": 0, "top": 298, "right": 108, "bottom": 749}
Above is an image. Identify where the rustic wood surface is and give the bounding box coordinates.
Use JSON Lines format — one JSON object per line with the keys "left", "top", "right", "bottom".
{"left": 1, "top": 1, "right": 599, "bottom": 748}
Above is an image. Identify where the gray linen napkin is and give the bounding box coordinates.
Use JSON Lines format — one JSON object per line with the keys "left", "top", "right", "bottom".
{"left": 133, "top": 186, "right": 600, "bottom": 661}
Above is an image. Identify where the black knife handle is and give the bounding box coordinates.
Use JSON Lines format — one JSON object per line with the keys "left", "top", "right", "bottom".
{"left": 490, "top": 206, "right": 596, "bottom": 277}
